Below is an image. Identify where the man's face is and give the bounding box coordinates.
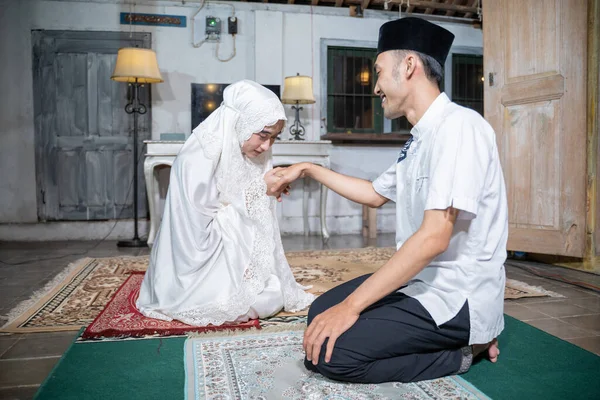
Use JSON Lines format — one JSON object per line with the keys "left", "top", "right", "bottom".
{"left": 241, "top": 120, "right": 284, "bottom": 158}
{"left": 374, "top": 51, "right": 408, "bottom": 120}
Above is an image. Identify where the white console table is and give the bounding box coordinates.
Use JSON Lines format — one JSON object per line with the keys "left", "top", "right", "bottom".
{"left": 144, "top": 139, "right": 333, "bottom": 245}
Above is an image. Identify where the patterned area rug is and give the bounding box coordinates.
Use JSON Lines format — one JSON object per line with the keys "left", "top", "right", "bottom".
{"left": 277, "top": 247, "right": 396, "bottom": 317}
{"left": 260, "top": 315, "right": 308, "bottom": 329}
{"left": 504, "top": 278, "right": 564, "bottom": 300}
{"left": 2, "top": 256, "right": 148, "bottom": 333}
{"left": 280, "top": 248, "right": 564, "bottom": 317}
{"left": 1, "top": 248, "right": 561, "bottom": 333}
{"left": 184, "top": 329, "right": 490, "bottom": 399}
{"left": 81, "top": 272, "right": 259, "bottom": 339}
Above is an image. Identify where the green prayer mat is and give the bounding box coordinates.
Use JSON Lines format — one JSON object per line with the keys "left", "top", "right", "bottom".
{"left": 463, "top": 316, "right": 600, "bottom": 399}
{"left": 35, "top": 336, "right": 186, "bottom": 400}
{"left": 35, "top": 316, "right": 600, "bottom": 400}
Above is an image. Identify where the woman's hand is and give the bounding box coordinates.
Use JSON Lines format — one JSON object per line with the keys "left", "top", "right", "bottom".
{"left": 264, "top": 168, "right": 291, "bottom": 202}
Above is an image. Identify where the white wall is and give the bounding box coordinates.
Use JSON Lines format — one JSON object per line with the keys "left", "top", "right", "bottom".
{"left": 0, "top": 0, "right": 38, "bottom": 223}
{"left": 0, "top": 0, "right": 483, "bottom": 239}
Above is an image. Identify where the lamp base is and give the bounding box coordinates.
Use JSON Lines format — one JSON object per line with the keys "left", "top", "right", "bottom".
{"left": 117, "top": 238, "right": 148, "bottom": 248}
{"left": 289, "top": 104, "right": 306, "bottom": 141}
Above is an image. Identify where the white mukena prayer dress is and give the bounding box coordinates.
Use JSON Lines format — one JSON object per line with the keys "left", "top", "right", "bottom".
{"left": 136, "top": 80, "right": 314, "bottom": 326}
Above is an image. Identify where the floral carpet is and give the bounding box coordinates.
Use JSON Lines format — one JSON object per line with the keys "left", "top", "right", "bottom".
{"left": 184, "top": 329, "right": 490, "bottom": 400}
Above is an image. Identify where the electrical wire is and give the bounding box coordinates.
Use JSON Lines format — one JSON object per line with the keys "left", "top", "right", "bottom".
{"left": 222, "top": 2, "right": 235, "bottom": 17}
{"left": 310, "top": 4, "right": 315, "bottom": 138}
{"left": 192, "top": 1, "right": 236, "bottom": 63}
{"left": 214, "top": 3, "right": 236, "bottom": 61}
{"left": 216, "top": 34, "right": 236, "bottom": 62}
{"left": 191, "top": 0, "right": 208, "bottom": 48}
{"left": 193, "top": 37, "right": 209, "bottom": 49}
{"left": 128, "top": 2, "right": 134, "bottom": 38}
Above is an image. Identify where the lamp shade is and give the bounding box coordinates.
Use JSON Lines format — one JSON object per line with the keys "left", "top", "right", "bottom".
{"left": 111, "top": 48, "right": 164, "bottom": 83}
{"left": 281, "top": 74, "right": 315, "bottom": 104}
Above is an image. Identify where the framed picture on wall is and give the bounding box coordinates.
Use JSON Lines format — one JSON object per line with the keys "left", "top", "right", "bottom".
{"left": 191, "top": 83, "right": 281, "bottom": 131}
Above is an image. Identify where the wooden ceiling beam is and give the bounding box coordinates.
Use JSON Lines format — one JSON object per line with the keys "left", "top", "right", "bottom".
{"left": 250, "top": 0, "right": 479, "bottom": 22}
{"left": 464, "top": 0, "right": 477, "bottom": 18}
{"left": 445, "top": 0, "right": 456, "bottom": 16}
{"left": 424, "top": 0, "right": 438, "bottom": 14}
{"left": 389, "top": 0, "right": 477, "bottom": 14}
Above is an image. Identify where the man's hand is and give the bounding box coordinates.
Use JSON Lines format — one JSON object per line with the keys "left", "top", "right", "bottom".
{"left": 264, "top": 168, "right": 291, "bottom": 201}
{"left": 267, "top": 164, "right": 309, "bottom": 196}
{"left": 303, "top": 300, "right": 360, "bottom": 365}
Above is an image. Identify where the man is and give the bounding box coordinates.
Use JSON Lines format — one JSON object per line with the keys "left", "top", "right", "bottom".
{"left": 267, "top": 17, "right": 507, "bottom": 383}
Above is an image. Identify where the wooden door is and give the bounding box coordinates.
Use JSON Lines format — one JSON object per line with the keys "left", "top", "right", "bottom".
{"left": 32, "top": 30, "right": 151, "bottom": 221}
{"left": 483, "top": 0, "right": 588, "bottom": 257}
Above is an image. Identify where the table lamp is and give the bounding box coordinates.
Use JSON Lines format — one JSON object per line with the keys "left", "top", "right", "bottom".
{"left": 281, "top": 73, "right": 316, "bottom": 141}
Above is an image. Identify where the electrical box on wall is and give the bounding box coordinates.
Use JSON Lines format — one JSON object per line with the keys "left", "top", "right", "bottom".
{"left": 205, "top": 16, "right": 221, "bottom": 40}
{"left": 228, "top": 16, "right": 238, "bottom": 35}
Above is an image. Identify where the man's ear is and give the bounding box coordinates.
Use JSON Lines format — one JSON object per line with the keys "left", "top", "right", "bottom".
{"left": 405, "top": 54, "right": 417, "bottom": 79}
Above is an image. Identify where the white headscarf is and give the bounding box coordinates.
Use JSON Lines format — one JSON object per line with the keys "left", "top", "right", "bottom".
{"left": 192, "top": 80, "right": 314, "bottom": 317}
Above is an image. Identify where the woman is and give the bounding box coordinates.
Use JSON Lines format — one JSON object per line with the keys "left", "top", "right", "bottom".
{"left": 136, "top": 80, "right": 314, "bottom": 326}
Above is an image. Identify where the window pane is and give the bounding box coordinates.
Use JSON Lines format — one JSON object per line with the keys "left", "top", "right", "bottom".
{"left": 452, "top": 54, "right": 484, "bottom": 116}
{"left": 345, "top": 95, "right": 353, "bottom": 128}
{"left": 353, "top": 54, "right": 363, "bottom": 95}
{"left": 333, "top": 55, "right": 344, "bottom": 94}
{"left": 327, "top": 46, "right": 379, "bottom": 133}
{"left": 357, "top": 95, "right": 373, "bottom": 129}
{"left": 333, "top": 96, "right": 345, "bottom": 129}
{"left": 359, "top": 55, "right": 372, "bottom": 95}
{"left": 392, "top": 116, "right": 412, "bottom": 132}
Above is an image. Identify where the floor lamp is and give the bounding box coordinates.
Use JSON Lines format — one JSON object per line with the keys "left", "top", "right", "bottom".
{"left": 111, "top": 48, "right": 163, "bottom": 247}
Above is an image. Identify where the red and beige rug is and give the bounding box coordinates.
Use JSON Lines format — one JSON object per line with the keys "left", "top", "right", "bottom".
{"left": 1, "top": 248, "right": 562, "bottom": 334}
{"left": 81, "top": 272, "right": 259, "bottom": 339}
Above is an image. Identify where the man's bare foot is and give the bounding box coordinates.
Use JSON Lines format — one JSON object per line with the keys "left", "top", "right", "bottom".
{"left": 472, "top": 338, "right": 500, "bottom": 363}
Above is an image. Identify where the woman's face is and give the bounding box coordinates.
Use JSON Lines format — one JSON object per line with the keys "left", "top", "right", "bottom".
{"left": 241, "top": 120, "right": 285, "bottom": 158}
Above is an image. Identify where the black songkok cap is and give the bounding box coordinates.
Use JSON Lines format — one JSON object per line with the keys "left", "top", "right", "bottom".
{"left": 377, "top": 17, "right": 455, "bottom": 67}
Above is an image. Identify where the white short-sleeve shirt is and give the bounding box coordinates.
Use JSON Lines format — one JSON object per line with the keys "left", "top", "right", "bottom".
{"left": 372, "top": 93, "right": 508, "bottom": 345}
